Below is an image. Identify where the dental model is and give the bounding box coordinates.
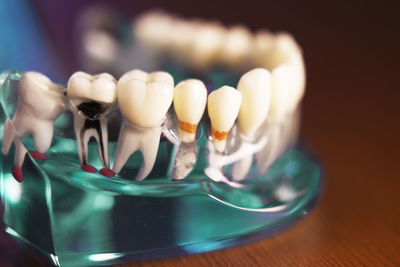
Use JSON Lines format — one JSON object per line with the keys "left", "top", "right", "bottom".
{"left": 66, "top": 72, "right": 117, "bottom": 176}
{"left": 170, "top": 79, "right": 207, "bottom": 180}
{"left": 112, "top": 69, "right": 175, "bottom": 180}
{"left": 231, "top": 68, "right": 272, "bottom": 181}
{"left": 2, "top": 72, "right": 66, "bottom": 182}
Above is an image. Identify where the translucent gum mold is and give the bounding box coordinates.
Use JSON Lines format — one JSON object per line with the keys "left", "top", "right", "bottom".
{"left": 0, "top": 10, "right": 321, "bottom": 267}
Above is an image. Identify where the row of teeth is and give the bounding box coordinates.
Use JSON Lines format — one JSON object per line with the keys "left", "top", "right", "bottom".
{"left": 134, "top": 10, "right": 305, "bottom": 73}
{"left": 67, "top": 66, "right": 302, "bottom": 153}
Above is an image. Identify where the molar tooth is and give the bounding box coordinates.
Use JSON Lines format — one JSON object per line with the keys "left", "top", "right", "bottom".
{"left": 117, "top": 69, "right": 174, "bottom": 128}
{"left": 207, "top": 86, "right": 242, "bottom": 152}
{"left": 67, "top": 72, "right": 117, "bottom": 103}
{"left": 173, "top": 79, "right": 207, "bottom": 143}
{"left": 113, "top": 69, "right": 175, "bottom": 180}
{"left": 237, "top": 68, "right": 272, "bottom": 139}
{"left": 2, "top": 71, "right": 66, "bottom": 181}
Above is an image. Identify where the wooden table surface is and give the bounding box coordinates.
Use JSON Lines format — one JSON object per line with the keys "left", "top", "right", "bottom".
{"left": 1, "top": 0, "right": 399, "bottom": 266}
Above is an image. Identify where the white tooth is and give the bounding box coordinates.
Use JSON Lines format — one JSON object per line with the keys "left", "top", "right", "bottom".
{"left": 237, "top": 68, "right": 272, "bottom": 138}
{"left": 173, "top": 79, "right": 207, "bottom": 143}
{"left": 67, "top": 72, "right": 117, "bottom": 103}
{"left": 207, "top": 86, "right": 242, "bottom": 152}
{"left": 2, "top": 72, "right": 65, "bottom": 178}
{"left": 218, "top": 25, "right": 252, "bottom": 67}
{"left": 117, "top": 69, "right": 174, "bottom": 128}
{"left": 252, "top": 30, "right": 275, "bottom": 69}
{"left": 113, "top": 69, "right": 175, "bottom": 180}
{"left": 186, "top": 22, "right": 225, "bottom": 69}
{"left": 269, "top": 34, "right": 306, "bottom": 120}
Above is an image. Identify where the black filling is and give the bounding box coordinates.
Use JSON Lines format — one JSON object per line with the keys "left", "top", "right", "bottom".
{"left": 77, "top": 101, "right": 107, "bottom": 120}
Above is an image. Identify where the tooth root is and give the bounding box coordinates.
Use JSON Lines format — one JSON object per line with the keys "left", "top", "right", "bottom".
{"left": 112, "top": 121, "right": 162, "bottom": 181}
{"left": 237, "top": 68, "right": 272, "bottom": 139}
{"left": 207, "top": 86, "right": 242, "bottom": 152}
{"left": 173, "top": 79, "right": 207, "bottom": 143}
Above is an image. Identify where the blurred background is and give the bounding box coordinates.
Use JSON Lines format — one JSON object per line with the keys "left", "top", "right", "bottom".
{"left": 0, "top": 0, "right": 399, "bottom": 266}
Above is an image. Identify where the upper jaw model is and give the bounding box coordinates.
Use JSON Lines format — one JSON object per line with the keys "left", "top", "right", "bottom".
{"left": 66, "top": 71, "right": 117, "bottom": 176}
{"left": 2, "top": 71, "right": 66, "bottom": 182}
{"left": 112, "top": 69, "right": 175, "bottom": 180}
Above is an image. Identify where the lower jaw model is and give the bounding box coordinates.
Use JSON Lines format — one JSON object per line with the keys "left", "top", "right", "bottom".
{"left": 2, "top": 11, "right": 306, "bottom": 185}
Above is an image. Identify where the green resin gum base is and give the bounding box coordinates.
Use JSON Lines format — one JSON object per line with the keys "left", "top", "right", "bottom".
{"left": 0, "top": 71, "right": 321, "bottom": 266}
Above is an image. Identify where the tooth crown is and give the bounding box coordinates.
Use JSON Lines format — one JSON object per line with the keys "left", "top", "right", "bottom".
{"left": 208, "top": 86, "right": 242, "bottom": 135}
{"left": 118, "top": 70, "right": 174, "bottom": 128}
{"left": 67, "top": 72, "right": 117, "bottom": 104}
{"left": 237, "top": 68, "right": 272, "bottom": 138}
{"left": 173, "top": 79, "right": 207, "bottom": 125}
{"left": 19, "top": 71, "right": 65, "bottom": 119}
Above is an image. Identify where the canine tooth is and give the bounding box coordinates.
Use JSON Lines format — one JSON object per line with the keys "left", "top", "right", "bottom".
{"left": 207, "top": 86, "right": 242, "bottom": 152}
{"left": 67, "top": 72, "right": 117, "bottom": 103}
{"left": 219, "top": 25, "right": 252, "bottom": 67}
{"left": 117, "top": 69, "right": 174, "bottom": 128}
{"left": 237, "top": 68, "right": 272, "bottom": 138}
{"left": 113, "top": 69, "right": 175, "bottom": 180}
{"left": 2, "top": 72, "right": 66, "bottom": 181}
{"left": 173, "top": 79, "right": 207, "bottom": 143}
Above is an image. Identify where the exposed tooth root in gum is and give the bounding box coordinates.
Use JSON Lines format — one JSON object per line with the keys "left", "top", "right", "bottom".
{"left": 3, "top": 10, "right": 305, "bottom": 185}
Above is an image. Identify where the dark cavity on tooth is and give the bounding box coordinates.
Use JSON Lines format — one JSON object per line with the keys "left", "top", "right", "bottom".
{"left": 77, "top": 101, "right": 107, "bottom": 120}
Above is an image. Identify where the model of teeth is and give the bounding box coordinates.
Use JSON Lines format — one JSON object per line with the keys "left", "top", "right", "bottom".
{"left": 231, "top": 68, "right": 272, "bottom": 181}
{"left": 112, "top": 69, "right": 174, "bottom": 180}
{"left": 2, "top": 72, "right": 66, "bottom": 182}
{"left": 67, "top": 71, "right": 117, "bottom": 176}
{"left": 173, "top": 79, "right": 207, "bottom": 143}
{"left": 207, "top": 86, "right": 242, "bottom": 153}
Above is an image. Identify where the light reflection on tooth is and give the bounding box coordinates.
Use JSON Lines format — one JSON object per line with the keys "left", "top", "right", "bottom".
{"left": 2, "top": 72, "right": 66, "bottom": 181}
{"left": 113, "top": 70, "right": 174, "bottom": 180}
{"left": 173, "top": 79, "right": 207, "bottom": 143}
{"left": 207, "top": 86, "right": 242, "bottom": 153}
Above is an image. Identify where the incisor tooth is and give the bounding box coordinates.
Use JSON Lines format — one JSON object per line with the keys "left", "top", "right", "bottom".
{"left": 67, "top": 72, "right": 117, "bottom": 103}
{"left": 237, "top": 68, "right": 272, "bottom": 138}
{"left": 218, "top": 25, "right": 252, "bottom": 67}
{"left": 207, "top": 86, "right": 242, "bottom": 152}
{"left": 186, "top": 22, "right": 225, "bottom": 69}
{"left": 117, "top": 69, "right": 174, "bottom": 128}
{"left": 173, "top": 79, "right": 207, "bottom": 143}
